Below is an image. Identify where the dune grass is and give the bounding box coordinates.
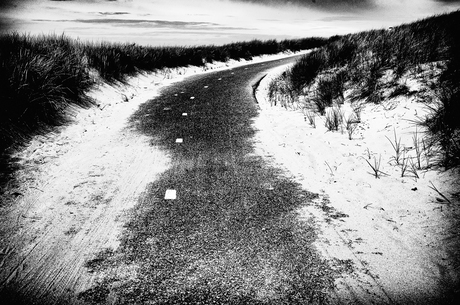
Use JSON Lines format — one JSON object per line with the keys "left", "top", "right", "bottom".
{"left": 268, "top": 10, "right": 460, "bottom": 169}
{"left": 81, "top": 37, "right": 326, "bottom": 83}
{"left": 0, "top": 33, "right": 93, "bottom": 147}
{"left": 0, "top": 33, "right": 326, "bottom": 188}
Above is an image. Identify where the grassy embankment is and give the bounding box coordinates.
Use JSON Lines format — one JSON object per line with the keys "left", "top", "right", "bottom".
{"left": 269, "top": 10, "right": 460, "bottom": 170}
{"left": 0, "top": 35, "right": 327, "bottom": 188}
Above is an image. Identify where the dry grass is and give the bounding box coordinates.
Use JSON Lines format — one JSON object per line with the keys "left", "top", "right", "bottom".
{"left": 268, "top": 10, "right": 460, "bottom": 169}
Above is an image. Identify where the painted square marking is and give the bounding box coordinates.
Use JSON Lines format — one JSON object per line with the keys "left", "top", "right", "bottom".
{"left": 176, "top": 138, "right": 183, "bottom": 143}
{"left": 165, "top": 189, "right": 177, "bottom": 200}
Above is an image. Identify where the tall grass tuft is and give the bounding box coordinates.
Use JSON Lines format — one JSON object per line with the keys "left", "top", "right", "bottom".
{"left": 422, "top": 20, "right": 460, "bottom": 169}
{"left": 0, "top": 33, "right": 94, "bottom": 151}
{"left": 313, "top": 70, "right": 347, "bottom": 114}
{"left": 268, "top": 71, "right": 298, "bottom": 108}
{"left": 324, "top": 106, "right": 344, "bottom": 132}
{"left": 289, "top": 50, "right": 326, "bottom": 93}
{"left": 422, "top": 86, "right": 460, "bottom": 168}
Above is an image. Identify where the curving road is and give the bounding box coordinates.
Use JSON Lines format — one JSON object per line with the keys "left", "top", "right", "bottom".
{"left": 76, "top": 55, "right": 339, "bottom": 304}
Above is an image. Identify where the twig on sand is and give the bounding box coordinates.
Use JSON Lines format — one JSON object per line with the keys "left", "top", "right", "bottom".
{"left": 325, "top": 161, "right": 334, "bottom": 176}
{"left": 429, "top": 181, "right": 452, "bottom": 204}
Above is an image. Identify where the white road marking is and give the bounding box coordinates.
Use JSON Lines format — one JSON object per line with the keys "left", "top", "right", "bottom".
{"left": 165, "top": 189, "right": 177, "bottom": 200}
{"left": 182, "top": 113, "right": 188, "bottom": 116}
{"left": 204, "top": 86, "right": 209, "bottom": 88}
{"left": 263, "top": 183, "right": 274, "bottom": 190}
{"left": 190, "top": 96, "right": 195, "bottom": 100}
{"left": 163, "top": 107, "right": 171, "bottom": 111}
{"left": 218, "top": 78, "right": 222, "bottom": 81}
{"left": 176, "top": 138, "right": 183, "bottom": 143}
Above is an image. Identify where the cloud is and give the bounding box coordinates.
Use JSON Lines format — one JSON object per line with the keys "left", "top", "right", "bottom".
{"left": 0, "top": 1, "right": 19, "bottom": 32}
{"left": 63, "top": 19, "right": 219, "bottom": 26}
{"left": 0, "top": 17, "right": 13, "bottom": 33}
{"left": 319, "top": 15, "right": 363, "bottom": 22}
{"left": 228, "top": 0, "right": 374, "bottom": 10}
{"left": 98, "top": 12, "right": 130, "bottom": 15}
{"left": 433, "top": 0, "right": 460, "bottom": 2}
{"left": 32, "top": 18, "right": 252, "bottom": 31}
{"left": 0, "top": 0, "right": 19, "bottom": 10}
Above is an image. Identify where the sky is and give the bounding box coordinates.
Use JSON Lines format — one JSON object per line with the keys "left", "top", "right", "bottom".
{"left": 1, "top": 0, "right": 460, "bottom": 46}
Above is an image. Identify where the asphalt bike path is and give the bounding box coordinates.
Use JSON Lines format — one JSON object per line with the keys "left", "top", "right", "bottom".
{"left": 82, "top": 55, "right": 338, "bottom": 304}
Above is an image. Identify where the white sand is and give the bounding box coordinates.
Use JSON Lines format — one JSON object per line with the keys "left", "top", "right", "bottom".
{"left": 254, "top": 63, "right": 460, "bottom": 303}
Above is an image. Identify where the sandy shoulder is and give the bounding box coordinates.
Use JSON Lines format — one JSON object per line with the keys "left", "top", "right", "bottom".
{"left": 254, "top": 64, "right": 460, "bottom": 303}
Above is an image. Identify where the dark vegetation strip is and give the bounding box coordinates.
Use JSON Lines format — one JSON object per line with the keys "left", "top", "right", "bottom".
{"left": 273, "top": 10, "right": 460, "bottom": 168}
{"left": 0, "top": 34, "right": 327, "bottom": 190}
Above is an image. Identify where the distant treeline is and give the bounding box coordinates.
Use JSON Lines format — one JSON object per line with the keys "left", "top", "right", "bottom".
{"left": 0, "top": 34, "right": 327, "bottom": 185}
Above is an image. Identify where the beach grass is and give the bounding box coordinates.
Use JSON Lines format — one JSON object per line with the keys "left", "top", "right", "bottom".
{"left": 0, "top": 34, "right": 327, "bottom": 186}
{"left": 268, "top": 10, "right": 460, "bottom": 169}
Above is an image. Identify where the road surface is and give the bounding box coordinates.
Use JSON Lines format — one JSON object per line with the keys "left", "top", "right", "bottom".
{"left": 76, "top": 55, "right": 341, "bottom": 304}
